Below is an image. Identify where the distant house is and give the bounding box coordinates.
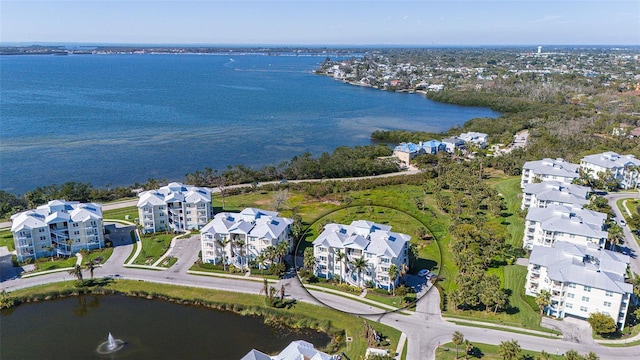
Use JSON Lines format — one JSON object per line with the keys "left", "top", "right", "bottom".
{"left": 580, "top": 151, "right": 640, "bottom": 189}
{"left": 200, "top": 208, "right": 293, "bottom": 269}
{"left": 393, "top": 140, "right": 445, "bottom": 165}
{"left": 522, "top": 205, "right": 607, "bottom": 250}
{"left": 312, "top": 220, "right": 410, "bottom": 290}
{"left": 520, "top": 158, "right": 580, "bottom": 188}
{"left": 521, "top": 181, "right": 592, "bottom": 210}
{"left": 441, "top": 136, "right": 465, "bottom": 153}
{"left": 525, "top": 241, "right": 632, "bottom": 330}
{"left": 11, "top": 200, "right": 105, "bottom": 262}
{"left": 459, "top": 132, "right": 488, "bottom": 149}
{"left": 137, "top": 182, "right": 213, "bottom": 234}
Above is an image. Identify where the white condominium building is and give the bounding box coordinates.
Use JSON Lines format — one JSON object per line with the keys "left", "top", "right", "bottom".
{"left": 521, "top": 158, "right": 580, "bottom": 188}
{"left": 525, "top": 241, "right": 632, "bottom": 330}
{"left": 580, "top": 151, "right": 640, "bottom": 189}
{"left": 521, "top": 181, "right": 592, "bottom": 210}
{"left": 241, "top": 340, "right": 333, "bottom": 360}
{"left": 312, "top": 220, "right": 410, "bottom": 290}
{"left": 523, "top": 205, "right": 607, "bottom": 250}
{"left": 200, "top": 208, "right": 293, "bottom": 269}
{"left": 11, "top": 200, "right": 105, "bottom": 262}
{"left": 137, "top": 182, "right": 213, "bottom": 234}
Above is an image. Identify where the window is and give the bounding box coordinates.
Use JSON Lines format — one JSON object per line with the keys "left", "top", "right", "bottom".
{"left": 566, "top": 303, "right": 573, "bottom": 309}
{"left": 186, "top": 211, "right": 191, "bottom": 214}
{"left": 583, "top": 286, "right": 591, "bottom": 292}
{"left": 605, "top": 291, "right": 613, "bottom": 297}
{"left": 567, "top": 293, "right": 575, "bottom": 299}
{"left": 581, "top": 296, "right": 590, "bottom": 302}
{"left": 73, "top": 223, "right": 79, "bottom": 227}
{"left": 74, "top": 231, "right": 80, "bottom": 235}
{"left": 319, "top": 256, "right": 327, "bottom": 262}
{"left": 40, "top": 236, "right": 46, "bottom": 240}
{"left": 580, "top": 306, "right": 588, "bottom": 312}
{"left": 569, "top": 234, "right": 576, "bottom": 238}
{"left": 186, "top": 218, "right": 192, "bottom": 222}
{"left": 604, "top": 301, "right": 612, "bottom": 307}
{"left": 568, "top": 283, "right": 576, "bottom": 289}
{"left": 366, "top": 253, "right": 372, "bottom": 258}
{"left": 39, "top": 228, "right": 45, "bottom": 232}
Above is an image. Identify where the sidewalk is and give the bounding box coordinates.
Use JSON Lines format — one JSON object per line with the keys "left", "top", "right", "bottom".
{"left": 443, "top": 317, "right": 562, "bottom": 338}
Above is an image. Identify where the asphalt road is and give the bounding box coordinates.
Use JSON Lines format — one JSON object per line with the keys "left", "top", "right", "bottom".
{"left": 606, "top": 192, "right": 640, "bottom": 275}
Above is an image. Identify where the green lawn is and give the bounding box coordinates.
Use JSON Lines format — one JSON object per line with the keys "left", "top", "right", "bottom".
{"left": 103, "top": 206, "right": 139, "bottom": 222}
{"left": 493, "top": 177, "right": 525, "bottom": 247}
{"left": 7, "top": 280, "right": 401, "bottom": 359}
{"left": 0, "top": 230, "right": 15, "bottom": 251}
{"left": 26, "top": 247, "right": 114, "bottom": 274}
{"left": 133, "top": 233, "right": 174, "bottom": 265}
{"left": 436, "top": 341, "right": 569, "bottom": 360}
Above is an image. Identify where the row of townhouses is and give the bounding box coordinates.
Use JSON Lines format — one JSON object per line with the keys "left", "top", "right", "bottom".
{"left": 520, "top": 153, "right": 635, "bottom": 329}
{"left": 521, "top": 151, "right": 640, "bottom": 189}
{"left": 11, "top": 200, "right": 105, "bottom": 262}
{"left": 393, "top": 131, "right": 488, "bottom": 166}
{"left": 312, "top": 220, "right": 410, "bottom": 290}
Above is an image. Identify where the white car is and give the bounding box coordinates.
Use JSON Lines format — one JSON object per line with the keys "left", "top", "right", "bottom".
{"left": 620, "top": 219, "right": 627, "bottom": 226}
{"left": 418, "top": 269, "right": 431, "bottom": 277}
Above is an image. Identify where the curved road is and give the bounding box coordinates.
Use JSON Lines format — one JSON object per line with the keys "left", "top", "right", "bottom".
{"left": 606, "top": 192, "right": 640, "bottom": 274}
{"left": 2, "top": 232, "right": 639, "bottom": 360}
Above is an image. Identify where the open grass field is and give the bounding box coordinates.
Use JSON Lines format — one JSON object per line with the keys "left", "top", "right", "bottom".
{"left": 0, "top": 230, "right": 15, "bottom": 251}
{"left": 7, "top": 280, "right": 401, "bottom": 359}
{"left": 493, "top": 177, "right": 525, "bottom": 248}
{"left": 134, "top": 233, "right": 174, "bottom": 265}
{"left": 103, "top": 206, "right": 138, "bottom": 222}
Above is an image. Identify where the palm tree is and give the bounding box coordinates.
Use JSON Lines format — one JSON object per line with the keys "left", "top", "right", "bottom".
{"left": 497, "top": 340, "right": 521, "bottom": 360}
{"left": 334, "top": 250, "right": 345, "bottom": 284}
{"left": 452, "top": 331, "right": 464, "bottom": 359}
{"left": 535, "top": 289, "right": 551, "bottom": 315}
{"left": 276, "top": 240, "right": 289, "bottom": 264}
{"left": 68, "top": 264, "right": 83, "bottom": 282}
{"left": 236, "top": 238, "right": 246, "bottom": 270}
{"left": 216, "top": 237, "right": 230, "bottom": 271}
{"left": 84, "top": 261, "right": 97, "bottom": 279}
{"left": 45, "top": 245, "right": 54, "bottom": 261}
{"left": 256, "top": 253, "right": 267, "bottom": 276}
{"left": 350, "top": 257, "right": 368, "bottom": 287}
{"left": 463, "top": 339, "right": 473, "bottom": 360}
{"left": 388, "top": 264, "right": 399, "bottom": 295}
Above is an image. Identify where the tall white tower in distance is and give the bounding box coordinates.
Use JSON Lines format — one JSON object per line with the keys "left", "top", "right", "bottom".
{"left": 537, "top": 46, "right": 542, "bottom": 54}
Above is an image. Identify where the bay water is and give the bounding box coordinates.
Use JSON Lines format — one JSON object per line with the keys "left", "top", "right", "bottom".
{"left": 0, "top": 54, "right": 499, "bottom": 194}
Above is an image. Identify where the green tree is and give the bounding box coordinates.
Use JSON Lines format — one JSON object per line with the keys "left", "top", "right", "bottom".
{"left": 452, "top": 331, "right": 464, "bottom": 359}
{"left": 463, "top": 339, "right": 473, "bottom": 360}
{"left": 84, "top": 261, "right": 97, "bottom": 279}
{"left": 588, "top": 312, "right": 617, "bottom": 335}
{"left": 536, "top": 350, "right": 551, "bottom": 360}
{"left": 535, "top": 289, "right": 552, "bottom": 315}
{"left": 564, "top": 349, "right": 582, "bottom": 360}
{"left": 303, "top": 248, "right": 316, "bottom": 271}
{"left": 334, "top": 249, "right": 345, "bottom": 284}
{"left": 350, "top": 256, "right": 368, "bottom": 287}
{"left": 256, "top": 252, "right": 267, "bottom": 276}
{"left": 497, "top": 340, "right": 521, "bottom": 360}
{"left": 68, "top": 264, "right": 83, "bottom": 282}
{"left": 388, "top": 264, "right": 399, "bottom": 295}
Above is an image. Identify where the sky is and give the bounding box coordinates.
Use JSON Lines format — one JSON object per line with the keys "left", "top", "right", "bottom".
{"left": 1, "top": 1, "right": 639, "bottom": 46}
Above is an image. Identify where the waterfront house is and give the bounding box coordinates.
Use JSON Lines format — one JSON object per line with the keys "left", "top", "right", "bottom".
{"left": 459, "top": 131, "right": 488, "bottom": 149}
{"left": 521, "top": 181, "right": 592, "bottom": 210}
{"left": 392, "top": 140, "right": 445, "bottom": 166}
{"left": 580, "top": 151, "right": 640, "bottom": 189}
{"left": 525, "top": 241, "right": 632, "bottom": 330}
{"left": 137, "top": 182, "right": 213, "bottom": 234}
{"left": 200, "top": 208, "right": 293, "bottom": 270}
{"left": 520, "top": 158, "right": 580, "bottom": 188}
{"left": 522, "top": 205, "right": 607, "bottom": 250}
{"left": 312, "top": 220, "right": 410, "bottom": 290}
{"left": 11, "top": 200, "right": 105, "bottom": 262}
{"left": 441, "top": 136, "right": 466, "bottom": 153}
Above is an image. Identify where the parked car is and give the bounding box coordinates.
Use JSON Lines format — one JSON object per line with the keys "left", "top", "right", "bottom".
{"left": 418, "top": 269, "right": 430, "bottom": 277}
{"left": 620, "top": 219, "right": 627, "bottom": 226}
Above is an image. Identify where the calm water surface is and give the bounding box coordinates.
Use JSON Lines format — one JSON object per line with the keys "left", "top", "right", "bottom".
{"left": 0, "top": 295, "right": 330, "bottom": 359}
{"left": 0, "top": 54, "right": 499, "bottom": 193}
